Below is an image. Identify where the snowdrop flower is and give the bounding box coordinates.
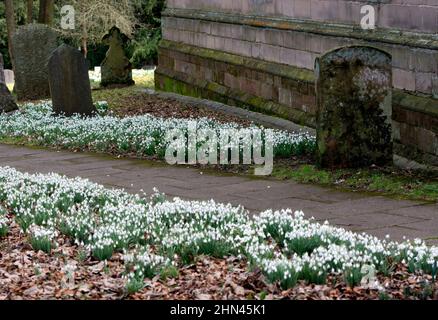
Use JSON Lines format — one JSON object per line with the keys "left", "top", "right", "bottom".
{"left": 0, "top": 102, "right": 316, "bottom": 162}
{"left": 0, "top": 166, "right": 437, "bottom": 288}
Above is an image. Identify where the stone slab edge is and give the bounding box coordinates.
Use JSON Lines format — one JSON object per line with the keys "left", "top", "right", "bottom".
{"left": 164, "top": 8, "right": 438, "bottom": 50}
{"left": 159, "top": 39, "right": 314, "bottom": 83}
{"left": 155, "top": 69, "right": 316, "bottom": 127}
{"left": 142, "top": 87, "right": 315, "bottom": 134}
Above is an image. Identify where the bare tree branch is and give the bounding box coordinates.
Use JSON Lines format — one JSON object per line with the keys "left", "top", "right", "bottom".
{"left": 57, "top": 0, "right": 138, "bottom": 56}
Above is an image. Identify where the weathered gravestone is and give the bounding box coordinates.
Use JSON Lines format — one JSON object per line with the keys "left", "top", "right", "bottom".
{"left": 48, "top": 45, "right": 96, "bottom": 116}
{"left": 0, "top": 54, "right": 18, "bottom": 113}
{"left": 101, "top": 26, "right": 134, "bottom": 87}
{"left": 315, "top": 46, "right": 393, "bottom": 168}
{"left": 12, "top": 24, "right": 58, "bottom": 101}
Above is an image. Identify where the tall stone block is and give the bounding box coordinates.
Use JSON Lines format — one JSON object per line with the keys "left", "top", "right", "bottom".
{"left": 101, "top": 27, "right": 134, "bottom": 88}
{"left": 12, "top": 24, "right": 58, "bottom": 101}
{"left": 0, "top": 54, "right": 18, "bottom": 113}
{"left": 48, "top": 45, "right": 96, "bottom": 116}
{"left": 315, "top": 46, "right": 393, "bottom": 168}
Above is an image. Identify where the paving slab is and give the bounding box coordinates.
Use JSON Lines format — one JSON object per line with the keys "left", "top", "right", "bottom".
{"left": 328, "top": 213, "right": 426, "bottom": 232}
{"left": 383, "top": 204, "right": 438, "bottom": 220}
{"left": 306, "top": 197, "right": 424, "bottom": 217}
{"left": 0, "top": 143, "right": 437, "bottom": 243}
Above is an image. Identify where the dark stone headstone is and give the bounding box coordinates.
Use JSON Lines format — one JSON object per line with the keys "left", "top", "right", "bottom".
{"left": 12, "top": 24, "right": 58, "bottom": 101}
{"left": 0, "top": 54, "right": 18, "bottom": 113}
{"left": 315, "top": 46, "right": 393, "bottom": 169}
{"left": 100, "top": 26, "right": 134, "bottom": 87}
{"left": 48, "top": 45, "right": 96, "bottom": 116}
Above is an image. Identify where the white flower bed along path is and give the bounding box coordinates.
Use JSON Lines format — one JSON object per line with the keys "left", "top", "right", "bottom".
{"left": 0, "top": 102, "right": 315, "bottom": 159}
{"left": 0, "top": 166, "right": 437, "bottom": 289}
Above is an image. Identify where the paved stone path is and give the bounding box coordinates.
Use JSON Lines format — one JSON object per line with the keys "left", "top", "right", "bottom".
{"left": 0, "top": 144, "right": 437, "bottom": 243}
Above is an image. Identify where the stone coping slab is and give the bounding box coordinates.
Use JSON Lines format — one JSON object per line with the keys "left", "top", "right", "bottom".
{"left": 164, "top": 8, "right": 438, "bottom": 50}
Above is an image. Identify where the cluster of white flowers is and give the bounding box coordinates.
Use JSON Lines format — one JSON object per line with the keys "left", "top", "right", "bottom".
{"left": 0, "top": 102, "right": 315, "bottom": 159}
{"left": 124, "top": 245, "right": 173, "bottom": 280}
{"left": 0, "top": 204, "right": 10, "bottom": 237}
{"left": 94, "top": 101, "right": 110, "bottom": 115}
{"left": 0, "top": 214, "right": 7, "bottom": 226}
{"left": 0, "top": 166, "right": 437, "bottom": 288}
{"left": 28, "top": 224, "right": 58, "bottom": 241}
{"left": 0, "top": 212, "right": 8, "bottom": 236}
{"left": 27, "top": 224, "right": 59, "bottom": 253}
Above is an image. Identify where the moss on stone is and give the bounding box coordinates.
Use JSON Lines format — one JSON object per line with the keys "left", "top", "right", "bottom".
{"left": 156, "top": 71, "right": 315, "bottom": 127}
{"left": 394, "top": 143, "right": 438, "bottom": 167}
{"left": 100, "top": 27, "right": 134, "bottom": 88}
{"left": 159, "top": 40, "right": 314, "bottom": 83}
{"left": 393, "top": 90, "right": 438, "bottom": 118}
{"left": 315, "top": 46, "right": 393, "bottom": 169}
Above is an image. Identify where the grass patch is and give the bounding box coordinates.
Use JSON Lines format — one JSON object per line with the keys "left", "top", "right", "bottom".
{"left": 0, "top": 136, "right": 28, "bottom": 145}
{"left": 133, "top": 72, "right": 155, "bottom": 88}
{"left": 272, "top": 164, "right": 438, "bottom": 202}
{"left": 92, "top": 85, "right": 146, "bottom": 111}
{"left": 273, "top": 165, "right": 332, "bottom": 184}
{"left": 91, "top": 71, "right": 154, "bottom": 111}
{"left": 6, "top": 71, "right": 154, "bottom": 111}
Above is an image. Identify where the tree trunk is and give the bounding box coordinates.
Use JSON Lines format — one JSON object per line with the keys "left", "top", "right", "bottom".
{"left": 38, "top": 0, "right": 54, "bottom": 25}
{"left": 81, "top": 38, "right": 88, "bottom": 58}
{"left": 81, "top": 19, "right": 88, "bottom": 58}
{"left": 4, "top": 0, "right": 16, "bottom": 70}
{"left": 27, "top": 0, "right": 34, "bottom": 24}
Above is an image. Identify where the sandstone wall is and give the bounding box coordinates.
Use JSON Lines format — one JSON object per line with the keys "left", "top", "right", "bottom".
{"left": 156, "top": 0, "right": 438, "bottom": 165}
{"left": 167, "top": 0, "right": 438, "bottom": 34}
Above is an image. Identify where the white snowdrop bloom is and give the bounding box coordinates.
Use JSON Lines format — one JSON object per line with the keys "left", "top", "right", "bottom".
{"left": 0, "top": 214, "right": 9, "bottom": 231}
{"left": 0, "top": 166, "right": 437, "bottom": 287}
{"left": 0, "top": 102, "right": 315, "bottom": 162}
{"left": 28, "top": 224, "right": 58, "bottom": 241}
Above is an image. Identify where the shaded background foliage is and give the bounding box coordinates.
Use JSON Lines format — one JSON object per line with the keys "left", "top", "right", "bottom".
{"left": 129, "top": 0, "right": 165, "bottom": 68}
{"left": 0, "top": 0, "right": 165, "bottom": 69}
{"left": 0, "top": 0, "right": 29, "bottom": 68}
